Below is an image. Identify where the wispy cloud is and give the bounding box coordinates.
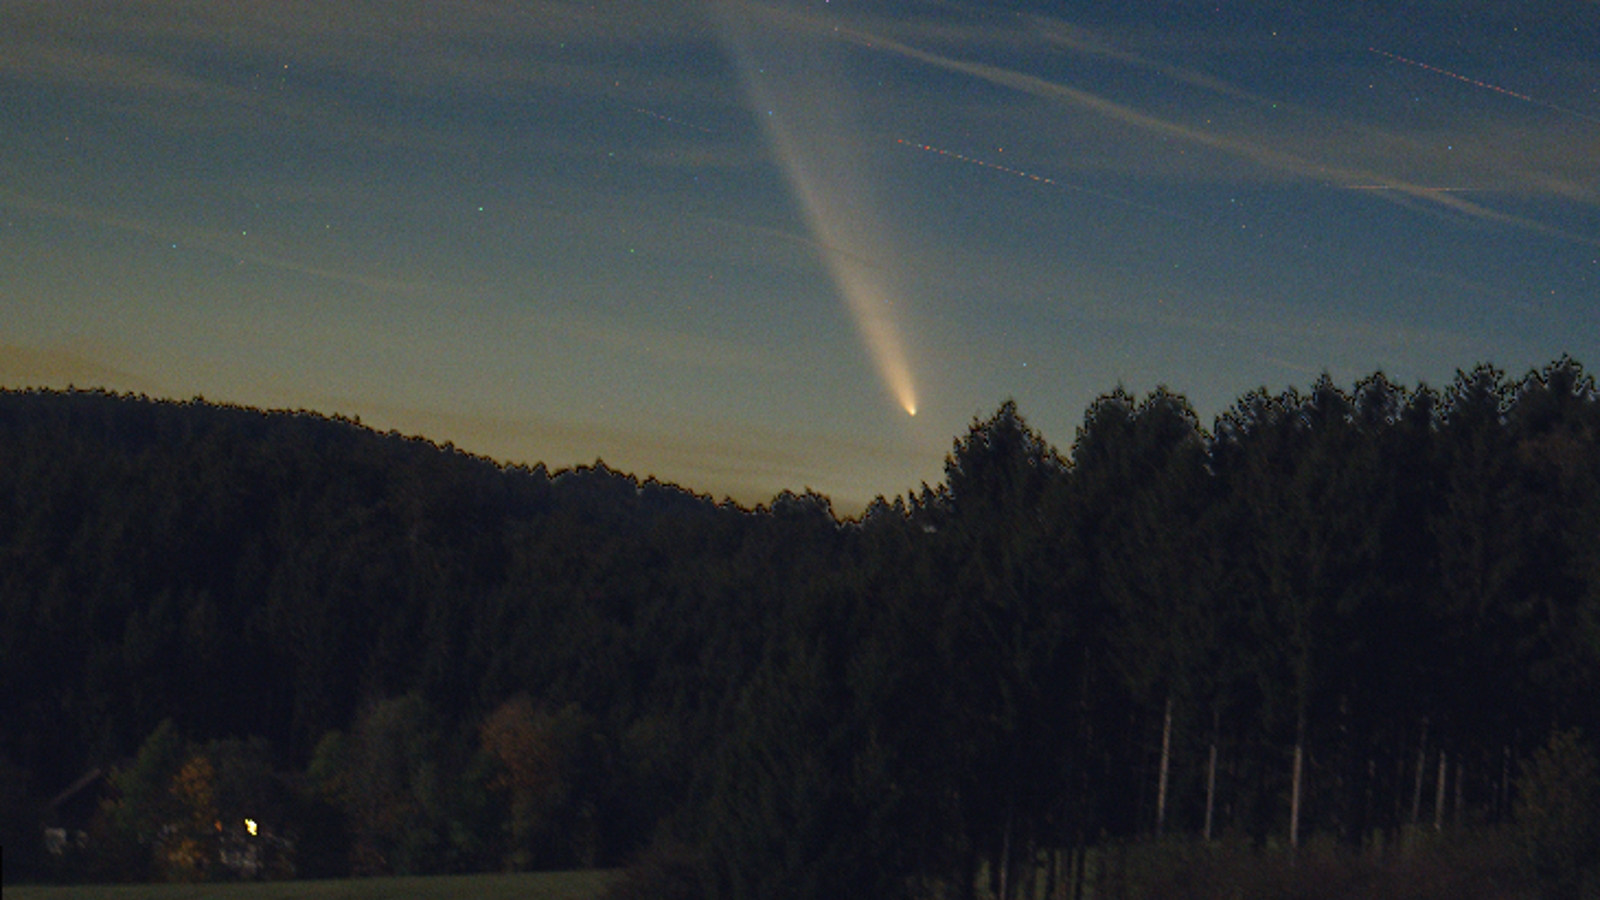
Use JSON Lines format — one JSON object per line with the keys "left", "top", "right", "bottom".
{"left": 811, "top": 14, "right": 1595, "bottom": 242}
{"left": 0, "top": 0, "right": 735, "bottom": 158}
{"left": 721, "top": 2, "right": 1593, "bottom": 229}
{"left": 0, "top": 191, "right": 449, "bottom": 295}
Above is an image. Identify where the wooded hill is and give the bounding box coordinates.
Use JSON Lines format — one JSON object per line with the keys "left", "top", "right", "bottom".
{"left": 1, "top": 359, "right": 1597, "bottom": 897}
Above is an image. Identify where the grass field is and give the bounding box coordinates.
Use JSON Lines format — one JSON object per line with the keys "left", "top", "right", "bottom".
{"left": 2, "top": 870, "right": 616, "bottom": 900}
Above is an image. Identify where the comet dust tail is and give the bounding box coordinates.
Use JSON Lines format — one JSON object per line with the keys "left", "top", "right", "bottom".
{"left": 716, "top": 0, "right": 921, "bottom": 418}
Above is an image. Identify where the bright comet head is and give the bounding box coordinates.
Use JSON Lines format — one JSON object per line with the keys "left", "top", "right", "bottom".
{"left": 717, "top": 0, "right": 920, "bottom": 419}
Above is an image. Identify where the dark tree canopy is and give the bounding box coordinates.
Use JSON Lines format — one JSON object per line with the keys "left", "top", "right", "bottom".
{"left": 1, "top": 366, "right": 1598, "bottom": 897}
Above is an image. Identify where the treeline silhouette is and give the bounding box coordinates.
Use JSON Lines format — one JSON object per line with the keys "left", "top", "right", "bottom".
{"left": 1, "top": 359, "right": 1597, "bottom": 898}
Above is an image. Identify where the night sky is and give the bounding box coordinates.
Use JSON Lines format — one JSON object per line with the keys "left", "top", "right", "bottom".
{"left": 4, "top": 1, "right": 1597, "bottom": 511}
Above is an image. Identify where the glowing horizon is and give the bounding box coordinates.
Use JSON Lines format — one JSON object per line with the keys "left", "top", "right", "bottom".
{"left": 715, "top": 1, "right": 920, "bottom": 418}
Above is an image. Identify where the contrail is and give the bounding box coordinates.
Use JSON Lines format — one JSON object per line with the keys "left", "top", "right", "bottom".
{"left": 712, "top": 4, "right": 1593, "bottom": 246}
{"left": 628, "top": 105, "right": 716, "bottom": 134}
{"left": 895, "top": 138, "right": 1187, "bottom": 219}
{"left": 1369, "top": 47, "right": 1600, "bottom": 125}
{"left": 812, "top": 16, "right": 1591, "bottom": 243}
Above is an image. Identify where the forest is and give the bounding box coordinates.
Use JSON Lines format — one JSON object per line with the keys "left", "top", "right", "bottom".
{"left": 1, "top": 358, "right": 1598, "bottom": 899}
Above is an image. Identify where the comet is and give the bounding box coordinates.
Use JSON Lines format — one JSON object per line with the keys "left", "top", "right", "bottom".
{"left": 715, "top": 1, "right": 920, "bottom": 419}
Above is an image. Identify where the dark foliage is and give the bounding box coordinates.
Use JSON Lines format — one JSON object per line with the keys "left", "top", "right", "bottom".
{"left": 1, "top": 363, "right": 1597, "bottom": 896}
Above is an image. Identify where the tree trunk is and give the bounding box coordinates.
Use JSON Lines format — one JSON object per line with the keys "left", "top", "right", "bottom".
{"left": 1071, "top": 842, "right": 1088, "bottom": 900}
{"left": 1290, "top": 741, "right": 1304, "bottom": 850}
{"left": 1290, "top": 709, "right": 1305, "bottom": 850}
{"left": 1044, "top": 846, "right": 1058, "bottom": 900}
{"left": 999, "top": 801, "right": 1013, "bottom": 900}
{"left": 1132, "top": 707, "right": 1149, "bottom": 837}
{"left": 1204, "top": 709, "right": 1219, "bottom": 842}
{"left": 1020, "top": 838, "right": 1037, "bottom": 900}
{"left": 1454, "top": 758, "right": 1464, "bottom": 829}
{"left": 961, "top": 841, "right": 978, "bottom": 900}
{"left": 1499, "top": 743, "right": 1512, "bottom": 821}
{"left": 1364, "top": 757, "right": 1376, "bottom": 849}
{"left": 1433, "top": 749, "right": 1448, "bottom": 832}
{"left": 1156, "top": 694, "right": 1173, "bottom": 837}
{"left": 1393, "top": 744, "right": 1407, "bottom": 832}
{"left": 1410, "top": 718, "right": 1428, "bottom": 828}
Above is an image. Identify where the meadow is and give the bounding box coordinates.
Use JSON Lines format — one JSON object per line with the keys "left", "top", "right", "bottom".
{"left": 2, "top": 870, "right": 615, "bottom": 900}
